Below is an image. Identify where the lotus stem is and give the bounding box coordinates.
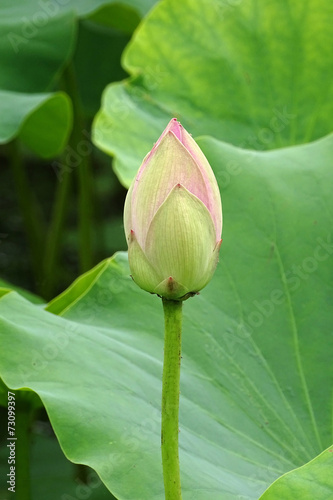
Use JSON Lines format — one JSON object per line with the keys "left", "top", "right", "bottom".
{"left": 161, "top": 297, "right": 183, "bottom": 500}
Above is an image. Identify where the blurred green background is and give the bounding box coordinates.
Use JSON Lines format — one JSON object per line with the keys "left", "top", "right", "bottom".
{"left": 0, "top": 0, "right": 156, "bottom": 301}
{"left": 0, "top": 1, "right": 156, "bottom": 498}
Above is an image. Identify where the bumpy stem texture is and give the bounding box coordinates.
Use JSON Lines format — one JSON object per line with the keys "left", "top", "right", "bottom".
{"left": 161, "top": 298, "right": 183, "bottom": 500}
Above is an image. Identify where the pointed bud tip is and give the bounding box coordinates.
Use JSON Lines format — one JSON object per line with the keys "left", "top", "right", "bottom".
{"left": 168, "top": 118, "right": 183, "bottom": 141}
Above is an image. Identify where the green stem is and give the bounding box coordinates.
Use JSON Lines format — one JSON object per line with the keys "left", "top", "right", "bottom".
{"left": 161, "top": 298, "right": 183, "bottom": 500}
{"left": 76, "top": 142, "right": 93, "bottom": 273}
{"left": 62, "top": 63, "right": 93, "bottom": 273}
{"left": 41, "top": 163, "right": 72, "bottom": 299}
{"left": 16, "top": 398, "right": 32, "bottom": 500}
{"left": 8, "top": 140, "right": 45, "bottom": 289}
{"left": 41, "top": 62, "right": 94, "bottom": 298}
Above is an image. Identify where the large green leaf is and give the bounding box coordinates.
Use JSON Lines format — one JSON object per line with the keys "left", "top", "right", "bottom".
{"left": 0, "top": 3, "right": 76, "bottom": 154}
{"left": 0, "top": 0, "right": 152, "bottom": 92}
{"left": 259, "top": 446, "right": 333, "bottom": 499}
{"left": 0, "top": 6, "right": 76, "bottom": 92}
{"left": 0, "top": 91, "right": 72, "bottom": 157}
{"left": 0, "top": 0, "right": 154, "bottom": 81}
{"left": 57, "top": 0, "right": 156, "bottom": 18}
{"left": 93, "top": 0, "right": 333, "bottom": 186}
{"left": 0, "top": 0, "right": 155, "bottom": 154}
{"left": 0, "top": 133, "right": 332, "bottom": 498}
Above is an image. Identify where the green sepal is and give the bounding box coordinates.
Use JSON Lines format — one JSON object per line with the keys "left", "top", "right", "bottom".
{"left": 198, "top": 239, "right": 222, "bottom": 291}
{"left": 127, "top": 231, "right": 161, "bottom": 293}
{"left": 145, "top": 184, "right": 217, "bottom": 293}
{"left": 154, "top": 276, "right": 189, "bottom": 300}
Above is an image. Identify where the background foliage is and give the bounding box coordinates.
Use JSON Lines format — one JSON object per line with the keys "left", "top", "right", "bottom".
{"left": 0, "top": 0, "right": 332, "bottom": 499}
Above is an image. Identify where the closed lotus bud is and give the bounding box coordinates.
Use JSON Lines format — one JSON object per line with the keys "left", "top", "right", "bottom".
{"left": 124, "top": 118, "right": 222, "bottom": 300}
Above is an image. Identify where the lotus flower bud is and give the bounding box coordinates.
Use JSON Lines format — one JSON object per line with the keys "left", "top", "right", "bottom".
{"left": 124, "top": 118, "right": 222, "bottom": 300}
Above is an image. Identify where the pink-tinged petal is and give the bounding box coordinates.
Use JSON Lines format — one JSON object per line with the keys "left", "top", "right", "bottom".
{"left": 136, "top": 117, "right": 222, "bottom": 240}
{"left": 130, "top": 132, "right": 210, "bottom": 248}
{"left": 167, "top": 117, "right": 183, "bottom": 141}
{"left": 136, "top": 118, "right": 181, "bottom": 177}
{"left": 123, "top": 181, "right": 134, "bottom": 241}
{"left": 180, "top": 128, "right": 222, "bottom": 240}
